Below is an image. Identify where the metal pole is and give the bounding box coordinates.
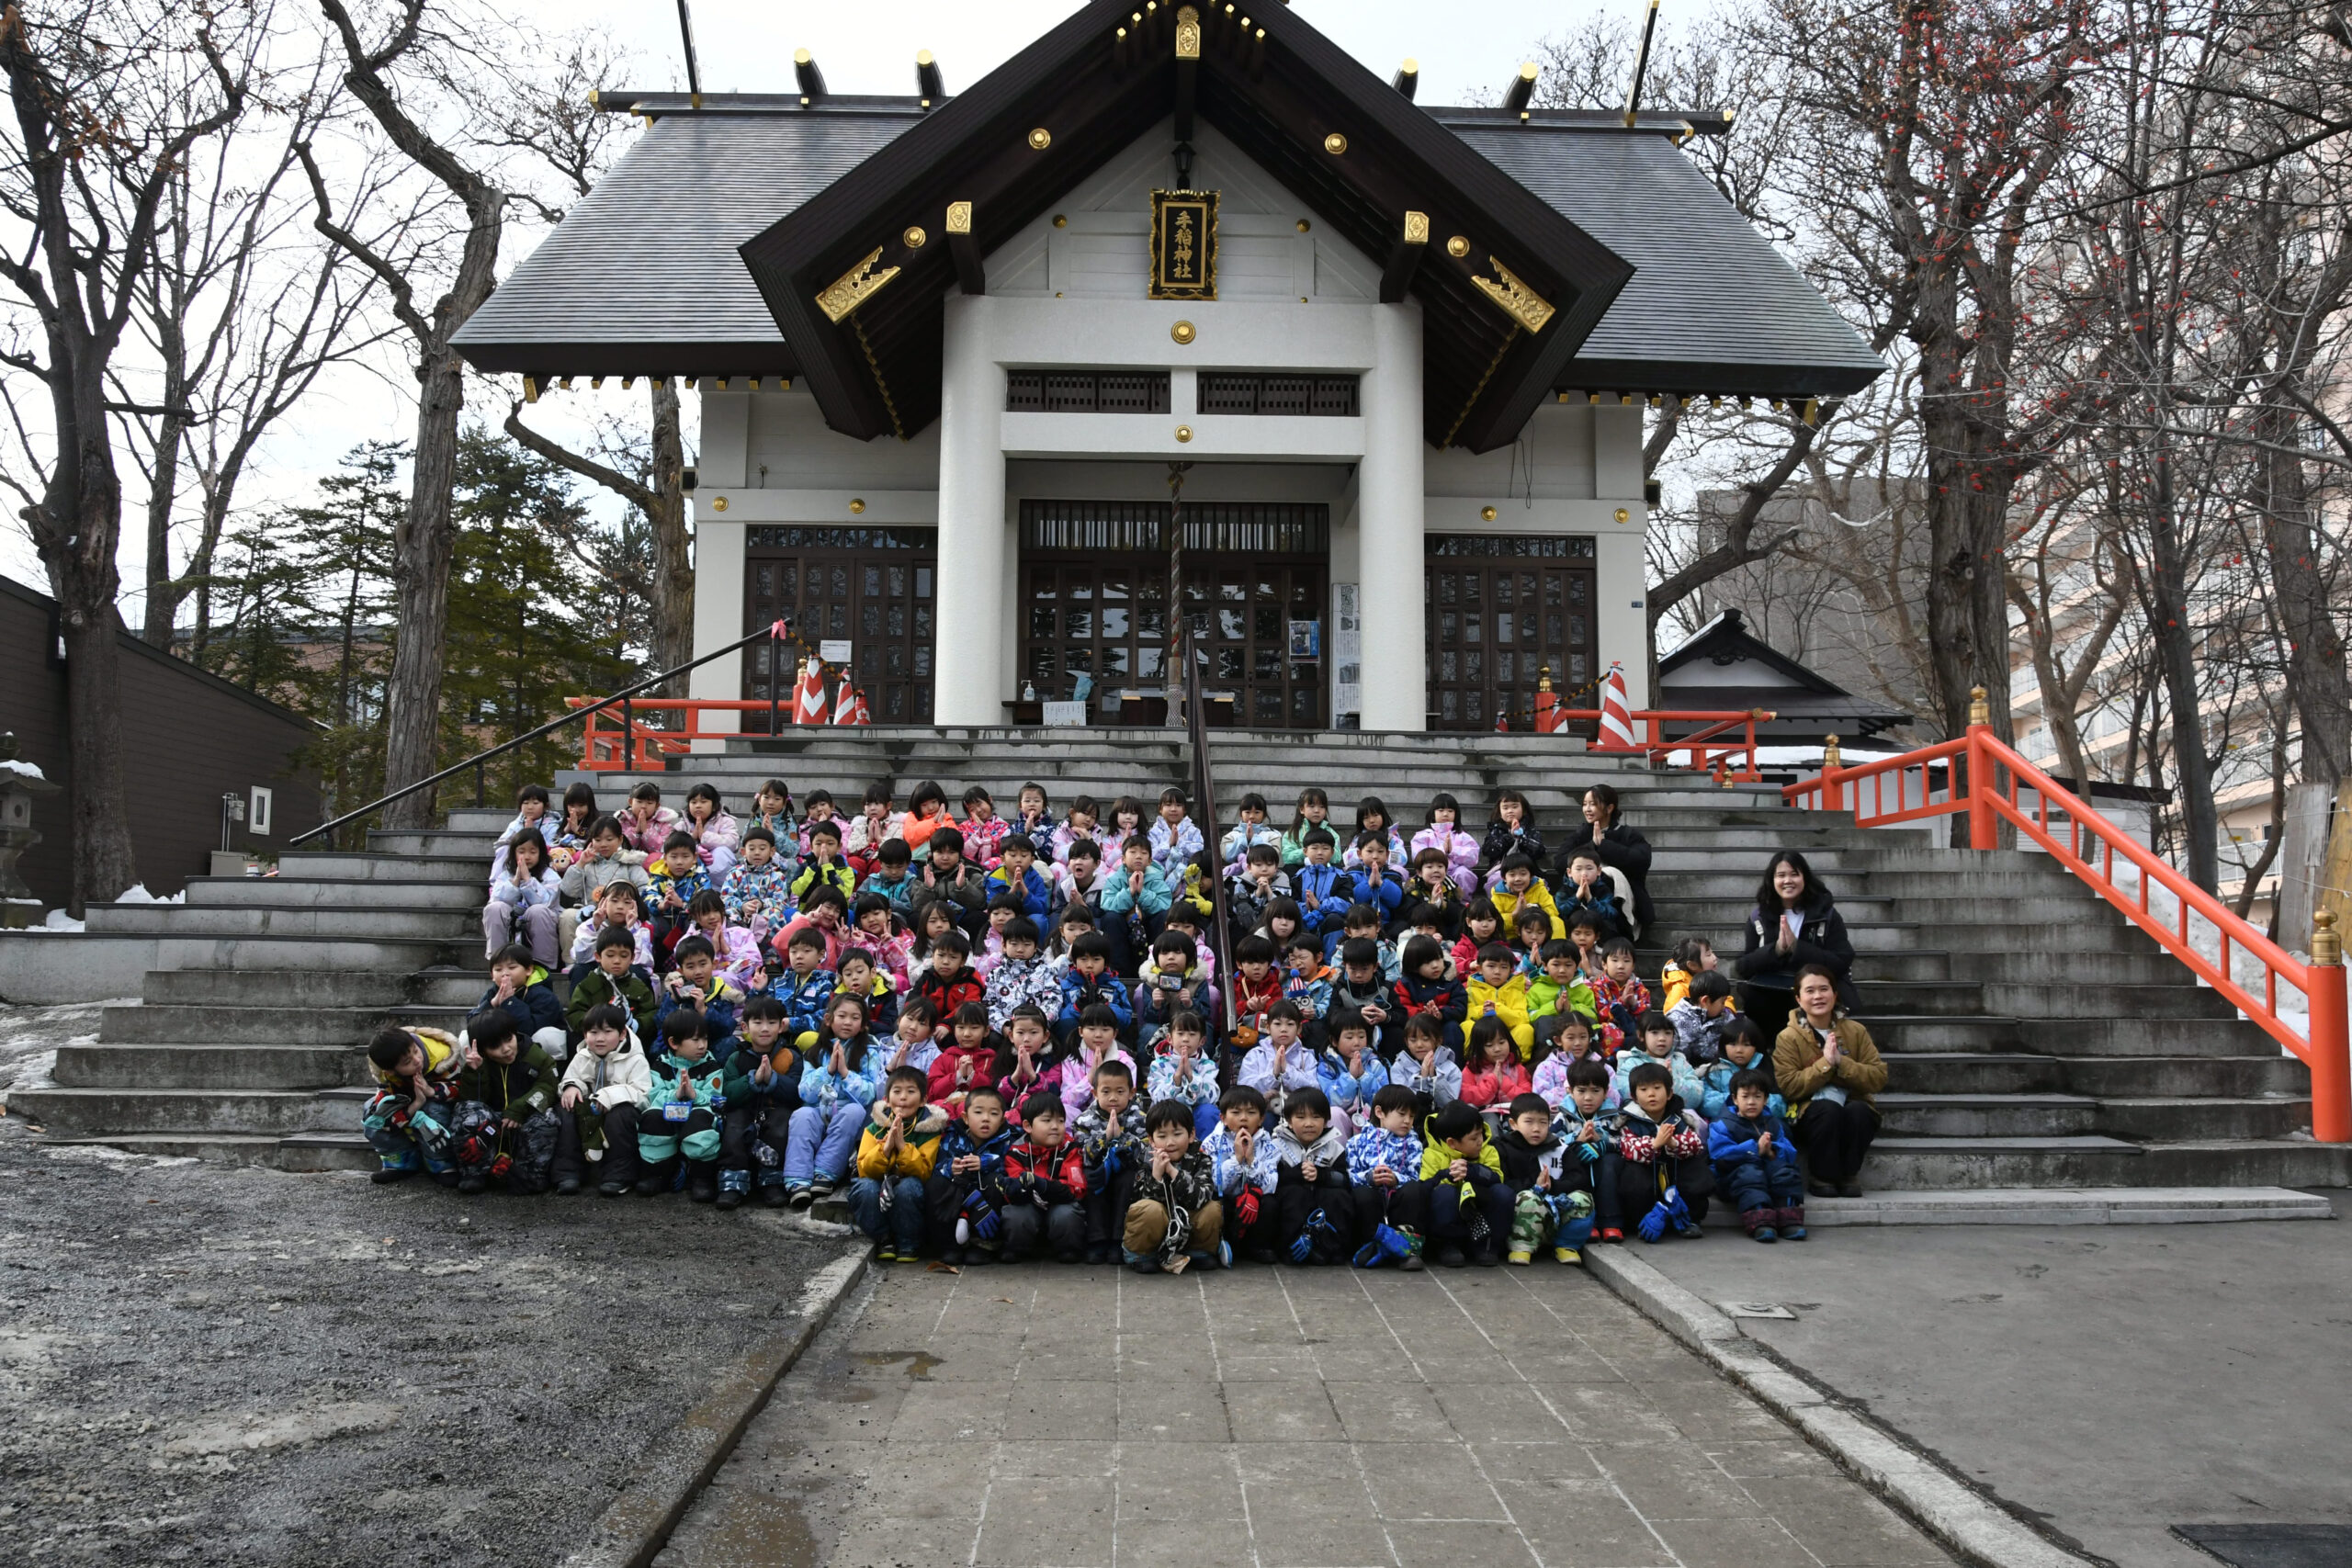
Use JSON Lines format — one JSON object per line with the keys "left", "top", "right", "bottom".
{"left": 768, "top": 628, "right": 781, "bottom": 739}
{"left": 622, "top": 695, "right": 635, "bottom": 773}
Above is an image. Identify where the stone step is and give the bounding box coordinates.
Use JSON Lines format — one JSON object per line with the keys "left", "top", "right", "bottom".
{"left": 43, "top": 1133, "right": 297, "bottom": 1168}
{"left": 1853, "top": 978, "right": 2236, "bottom": 1021}
{"left": 1796, "top": 1186, "right": 2335, "bottom": 1224}
{"left": 1860, "top": 1014, "right": 2272, "bottom": 1057}
{"left": 98, "top": 1003, "right": 396, "bottom": 1046}
{"left": 1878, "top": 1091, "right": 2098, "bottom": 1138}
{"left": 367, "top": 829, "right": 502, "bottom": 859}
{"left": 277, "top": 851, "right": 487, "bottom": 884}
{"left": 413, "top": 966, "right": 501, "bottom": 1007}
{"left": 54, "top": 1041, "right": 367, "bottom": 1090}
{"left": 1862, "top": 1135, "right": 2352, "bottom": 1190}
{"left": 85, "top": 903, "right": 475, "bottom": 941}
{"left": 144, "top": 934, "right": 455, "bottom": 974}
{"left": 277, "top": 1131, "right": 378, "bottom": 1171}
{"left": 1885, "top": 1053, "right": 2067, "bottom": 1095}
{"left": 2093, "top": 1095, "right": 2311, "bottom": 1142}
{"left": 180, "top": 876, "right": 483, "bottom": 911}
{"left": 141, "top": 967, "right": 414, "bottom": 1009}
{"left": 7, "top": 1082, "right": 347, "bottom": 1136}
{"left": 2059, "top": 1055, "right": 2310, "bottom": 1099}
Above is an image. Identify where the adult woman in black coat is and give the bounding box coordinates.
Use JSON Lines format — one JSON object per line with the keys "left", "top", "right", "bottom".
{"left": 1731, "top": 851, "right": 1859, "bottom": 1038}
{"left": 1566, "top": 783, "right": 1654, "bottom": 931}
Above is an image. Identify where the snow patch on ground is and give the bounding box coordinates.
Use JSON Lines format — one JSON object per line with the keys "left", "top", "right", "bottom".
{"left": 159, "top": 1402, "right": 402, "bottom": 1462}
{"left": 2102, "top": 864, "right": 2312, "bottom": 1043}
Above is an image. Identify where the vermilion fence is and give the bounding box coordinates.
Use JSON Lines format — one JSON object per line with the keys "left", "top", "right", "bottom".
{"left": 1781, "top": 689, "right": 2351, "bottom": 1143}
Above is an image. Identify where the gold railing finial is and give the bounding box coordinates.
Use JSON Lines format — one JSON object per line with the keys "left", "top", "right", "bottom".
{"left": 2316, "top": 908, "right": 2342, "bottom": 967}
{"left": 1968, "top": 685, "right": 1990, "bottom": 728}
{"left": 1822, "top": 733, "right": 1842, "bottom": 771}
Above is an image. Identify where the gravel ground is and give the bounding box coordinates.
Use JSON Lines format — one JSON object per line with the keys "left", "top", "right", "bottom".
{"left": 0, "top": 1004, "right": 866, "bottom": 1568}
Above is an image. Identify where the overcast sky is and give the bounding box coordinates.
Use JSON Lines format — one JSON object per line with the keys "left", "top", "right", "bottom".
{"left": 1, "top": 0, "right": 1655, "bottom": 604}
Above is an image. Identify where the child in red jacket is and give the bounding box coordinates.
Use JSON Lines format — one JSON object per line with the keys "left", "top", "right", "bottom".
{"left": 1002, "top": 1093, "right": 1089, "bottom": 1260}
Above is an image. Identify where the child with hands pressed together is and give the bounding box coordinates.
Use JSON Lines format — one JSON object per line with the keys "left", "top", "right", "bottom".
{"left": 637, "top": 1010, "right": 729, "bottom": 1201}
{"left": 619, "top": 782, "right": 681, "bottom": 858}
{"left": 785, "top": 995, "right": 882, "bottom": 1208}
{"left": 956, "top": 785, "right": 1013, "bottom": 870}
{"left": 1459, "top": 1016, "right": 1534, "bottom": 1112}
{"left": 1533, "top": 1010, "right": 1611, "bottom": 1110}
{"left": 684, "top": 890, "right": 766, "bottom": 995}
{"left": 1419, "top": 1100, "right": 1513, "bottom": 1269}
{"left": 1391, "top": 934, "right": 1468, "bottom": 1050}
{"left": 1125, "top": 1098, "right": 1225, "bottom": 1274}
{"left": 658, "top": 935, "right": 743, "bottom": 1062}
{"left": 1148, "top": 786, "right": 1205, "bottom": 879}
{"left": 1464, "top": 942, "right": 1536, "bottom": 1059}
{"left": 1278, "top": 931, "right": 1335, "bottom": 1047}
{"left": 1614, "top": 1010, "right": 1707, "bottom": 1110}
{"left": 1054, "top": 931, "right": 1133, "bottom": 1045}
{"left": 929, "top": 1084, "right": 1018, "bottom": 1267}
{"left": 984, "top": 917, "right": 1062, "bottom": 1028}
{"left": 925, "top": 1000, "right": 1003, "bottom": 1113}
{"left": 1268, "top": 1085, "right": 1352, "bottom": 1265}
{"left": 1238, "top": 1001, "right": 1323, "bottom": 1115}
{"left": 568, "top": 926, "right": 660, "bottom": 1044}
{"left": 1147, "top": 1010, "right": 1223, "bottom": 1140}
{"left": 484, "top": 829, "right": 563, "bottom": 967}
{"left": 993, "top": 1006, "right": 1059, "bottom": 1116}
{"left": 721, "top": 827, "right": 796, "bottom": 949}
{"left": 718, "top": 995, "right": 801, "bottom": 1208}
{"left": 1451, "top": 901, "right": 1504, "bottom": 981}
{"left": 1056, "top": 1005, "right": 1135, "bottom": 1116}
{"left": 1073, "top": 1059, "right": 1149, "bottom": 1263}
{"left": 1709, "top": 1069, "right": 1808, "bottom": 1242}
{"left": 791, "top": 820, "right": 858, "bottom": 912}
{"left": 851, "top": 1066, "right": 948, "bottom": 1260}
{"left": 1328, "top": 937, "right": 1394, "bottom": 1055}
{"left": 1391, "top": 1013, "right": 1464, "bottom": 1114}
{"left": 1554, "top": 1058, "right": 1623, "bottom": 1241}
{"left": 1221, "top": 791, "right": 1281, "bottom": 874}
{"left": 1317, "top": 1010, "right": 1389, "bottom": 1139}
{"left": 1412, "top": 793, "right": 1481, "bottom": 896}
{"left": 1591, "top": 936, "right": 1654, "bottom": 1050}
{"left": 680, "top": 783, "right": 741, "bottom": 878}
{"left": 1204, "top": 1085, "right": 1283, "bottom": 1264}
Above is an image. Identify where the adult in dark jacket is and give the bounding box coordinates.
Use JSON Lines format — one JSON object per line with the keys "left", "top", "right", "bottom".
{"left": 1565, "top": 784, "right": 1654, "bottom": 931}
{"left": 1731, "top": 852, "right": 1859, "bottom": 1038}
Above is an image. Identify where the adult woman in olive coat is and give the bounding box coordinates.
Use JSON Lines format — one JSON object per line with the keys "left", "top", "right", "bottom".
{"left": 1732, "top": 850, "right": 1858, "bottom": 1039}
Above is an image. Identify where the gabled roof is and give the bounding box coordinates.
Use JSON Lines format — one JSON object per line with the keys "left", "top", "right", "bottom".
{"left": 1657, "top": 607, "right": 1909, "bottom": 739}
{"left": 452, "top": 8, "right": 1882, "bottom": 443}
{"left": 734, "top": 0, "right": 1636, "bottom": 450}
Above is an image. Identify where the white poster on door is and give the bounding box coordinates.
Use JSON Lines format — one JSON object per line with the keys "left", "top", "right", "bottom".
{"left": 1332, "top": 582, "right": 1362, "bottom": 716}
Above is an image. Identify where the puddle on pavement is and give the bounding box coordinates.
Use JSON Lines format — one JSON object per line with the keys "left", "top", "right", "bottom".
{"left": 852, "top": 1349, "right": 943, "bottom": 1381}
{"left": 678, "top": 1483, "right": 821, "bottom": 1568}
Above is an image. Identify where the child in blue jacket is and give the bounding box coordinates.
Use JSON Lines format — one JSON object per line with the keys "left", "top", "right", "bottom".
{"left": 1706, "top": 1070, "right": 1807, "bottom": 1242}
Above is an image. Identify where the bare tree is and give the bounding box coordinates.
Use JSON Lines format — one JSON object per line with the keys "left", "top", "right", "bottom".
{"left": 300, "top": 0, "right": 506, "bottom": 829}
{"left": 490, "top": 35, "right": 695, "bottom": 684}
{"left": 0, "top": 0, "right": 255, "bottom": 909}
{"left": 115, "top": 48, "right": 383, "bottom": 650}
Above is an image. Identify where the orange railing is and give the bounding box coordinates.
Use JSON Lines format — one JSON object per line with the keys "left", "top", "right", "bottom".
{"left": 1781, "top": 687, "right": 2351, "bottom": 1142}
{"left": 1542, "top": 704, "right": 1776, "bottom": 781}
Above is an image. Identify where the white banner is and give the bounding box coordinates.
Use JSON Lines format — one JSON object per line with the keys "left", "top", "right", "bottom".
{"left": 1332, "top": 581, "right": 1363, "bottom": 716}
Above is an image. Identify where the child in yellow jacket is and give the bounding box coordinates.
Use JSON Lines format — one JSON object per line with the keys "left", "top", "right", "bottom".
{"left": 1462, "top": 944, "right": 1536, "bottom": 1056}
{"left": 852, "top": 1065, "right": 950, "bottom": 1258}
{"left": 1488, "top": 854, "right": 1564, "bottom": 942}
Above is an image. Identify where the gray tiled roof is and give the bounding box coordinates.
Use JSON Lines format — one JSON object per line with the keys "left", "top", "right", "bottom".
{"left": 456, "top": 104, "right": 1881, "bottom": 396}
{"left": 455, "top": 108, "right": 919, "bottom": 364}
{"left": 1448, "top": 125, "right": 1883, "bottom": 387}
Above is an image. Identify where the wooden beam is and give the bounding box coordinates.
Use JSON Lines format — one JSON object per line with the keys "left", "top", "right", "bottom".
{"left": 1379, "top": 210, "right": 1428, "bottom": 303}
{"left": 946, "top": 200, "right": 985, "bottom": 295}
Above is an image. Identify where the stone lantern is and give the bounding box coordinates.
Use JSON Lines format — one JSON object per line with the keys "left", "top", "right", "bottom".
{"left": 0, "top": 732, "right": 61, "bottom": 929}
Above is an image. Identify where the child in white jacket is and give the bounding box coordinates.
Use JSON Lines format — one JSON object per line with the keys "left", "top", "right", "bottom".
{"left": 551, "top": 1003, "right": 651, "bottom": 1196}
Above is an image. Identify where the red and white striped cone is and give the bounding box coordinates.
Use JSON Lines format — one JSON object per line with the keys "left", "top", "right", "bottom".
{"left": 831, "top": 678, "right": 860, "bottom": 725}
{"left": 1594, "top": 662, "right": 1639, "bottom": 752}
{"left": 849, "top": 688, "right": 873, "bottom": 727}
{"left": 792, "top": 657, "right": 830, "bottom": 725}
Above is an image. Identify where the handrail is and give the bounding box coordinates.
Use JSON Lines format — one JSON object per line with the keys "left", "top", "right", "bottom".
{"left": 1540, "top": 705, "right": 1776, "bottom": 781}
{"left": 1181, "top": 630, "right": 1237, "bottom": 1032}
{"left": 1780, "top": 690, "right": 2350, "bottom": 1141}
{"left": 289, "top": 618, "right": 796, "bottom": 848}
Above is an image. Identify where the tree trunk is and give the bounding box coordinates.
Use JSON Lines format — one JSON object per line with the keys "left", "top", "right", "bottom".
{"left": 2255, "top": 409, "right": 2352, "bottom": 786}
{"left": 2140, "top": 455, "right": 2220, "bottom": 891}
{"left": 40, "top": 377, "right": 141, "bottom": 912}
{"left": 140, "top": 368, "right": 185, "bottom": 649}
{"left": 647, "top": 378, "right": 695, "bottom": 687}
{"left": 378, "top": 343, "right": 466, "bottom": 830}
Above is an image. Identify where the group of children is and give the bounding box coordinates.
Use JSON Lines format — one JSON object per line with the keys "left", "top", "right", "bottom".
{"left": 370, "top": 774, "right": 1833, "bottom": 1269}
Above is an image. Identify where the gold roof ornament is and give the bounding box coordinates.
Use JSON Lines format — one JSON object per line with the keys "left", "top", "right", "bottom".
{"left": 945, "top": 202, "right": 972, "bottom": 233}
{"left": 1175, "top": 6, "right": 1200, "bottom": 57}
{"left": 1470, "top": 255, "right": 1556, "bottom": 332}
{"left": 816, "top": 247, "right": 902, "bottom": 322}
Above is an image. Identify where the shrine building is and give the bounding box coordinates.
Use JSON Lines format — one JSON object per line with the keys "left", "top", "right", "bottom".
{"left": 453, "top": 0, "right": 1881, "bottom": 732}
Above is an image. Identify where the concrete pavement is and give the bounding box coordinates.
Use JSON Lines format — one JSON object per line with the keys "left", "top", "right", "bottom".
{"left": 659, "top": 1259, "right": 1961, "bottom": 1568}
{"left": 1629, "top": 1197, "right": 2352, "bottom": 1568}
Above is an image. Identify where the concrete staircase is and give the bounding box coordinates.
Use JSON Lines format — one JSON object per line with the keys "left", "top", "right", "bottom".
{"left": 10, "top": 727, "right": 2346, "bottom": 1193}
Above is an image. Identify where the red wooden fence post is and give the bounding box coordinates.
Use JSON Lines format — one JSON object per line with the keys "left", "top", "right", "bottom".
{"left": 1965, "top": 685, "right": 1997, "bottom": 852}
{"left": 2310, "top": 910, "right": 2351, "bottom": 1144}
